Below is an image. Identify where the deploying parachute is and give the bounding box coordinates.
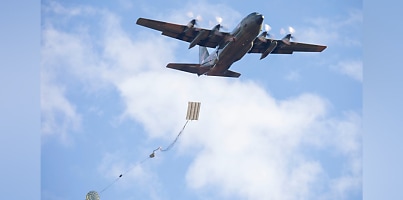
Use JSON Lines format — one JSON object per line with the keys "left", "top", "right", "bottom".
{"left": 186, "top": 101, "right": 201, "bottom": 120}
{"left": 86, "top": 191, "right": 100, "bottom": 200}
{"left": 150, "top": 101, "right": 201, "bottom": 157}
{"left": 90, "top": 102, "right": 201, "bottom": 198}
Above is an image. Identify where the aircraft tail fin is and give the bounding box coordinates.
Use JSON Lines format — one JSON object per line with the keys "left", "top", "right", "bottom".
{"left": 199, "top": 46, "right": 209, "bottom": 64}
{"left": 166, "top": 63, "right": 210, "bottom": 76}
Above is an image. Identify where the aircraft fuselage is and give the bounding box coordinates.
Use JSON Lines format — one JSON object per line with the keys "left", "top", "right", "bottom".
{"left": 136, "top": 11, "right": 326, "bottom": 78}
{"left": 207, "top": 12, "right": 263, "bottom": 76}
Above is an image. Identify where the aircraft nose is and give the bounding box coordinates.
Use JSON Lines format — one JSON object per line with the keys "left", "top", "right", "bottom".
{"left": 256, "top": 14, "right": 264, "bottom": 25}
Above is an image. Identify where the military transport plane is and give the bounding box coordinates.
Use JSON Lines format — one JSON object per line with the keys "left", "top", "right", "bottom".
{"left": 136, "top": 12, "right": 326, "bottom": 78}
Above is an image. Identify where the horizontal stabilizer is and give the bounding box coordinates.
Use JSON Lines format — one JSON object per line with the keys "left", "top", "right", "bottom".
{"left": 166, "top": 63, "right": 210, "bottom": 76}
{"left": 223, "top": 70, "right": 241, "bottom": 78}
{"left": 166, "top": 63, "right": 241, "bottom": 78}
{"left": 207, "top": 69, "right": 241, "bottom": 78}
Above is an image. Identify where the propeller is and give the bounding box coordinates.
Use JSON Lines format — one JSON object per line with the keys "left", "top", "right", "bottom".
{"left": 215, "top": 16, "right": 223, "bottom": 24}
{"left": 265, "top": 24, "right": 272, "bottom": 32}
{"left": 186, "top": 19, "right": 197, "bottom": 29}
{"left": 186, "top": 12, "right": 202, "bottom": 28}
{"left": 258, "top": 24, "right": 273, "bottom": 42}
{"left": 207, "top": 16, "right": 227, "bottom": 36}
{"left": 212, "top": 16, "right": 227, "bottom": 31}
{"left": 280, "top": 26, "right": 296, "bottom": 45}
{"left": 280, "top": 26, "right": 295, "bottom": 35}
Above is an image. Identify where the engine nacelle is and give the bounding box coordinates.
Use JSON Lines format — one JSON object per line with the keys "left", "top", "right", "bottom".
{"left": 189, "top": 30, "right": 207, "bottom": 49}
{"left": 184, "top": 19, "right": 197, "bottom": 33}
{"left": 211, "top": 24, "right": 223, "bottom": 36}
{"left": 258, "top": 31, "right": 268, "bottom": 42}
{"left": 260, "top": 40, "right": 277, "bottom": 60}
{"left": 281, "top": 34, "right": 293, "bottom": 45}
{"left": 187, "top": 19, "right": 197, "bottom": 29}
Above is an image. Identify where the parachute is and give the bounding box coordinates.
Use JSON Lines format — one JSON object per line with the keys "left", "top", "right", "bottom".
{"left": 86, "top": 191, "right": 100, "bottom": 200}
{"left": 90, "top": 102, "right": 201, "bottom": 198}
{"left": 150, "top": 101, "right": 201, "bottom": 157}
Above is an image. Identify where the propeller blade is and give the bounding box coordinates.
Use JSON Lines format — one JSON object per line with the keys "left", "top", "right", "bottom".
{"left": 280, "top": 28, "right": 286, "bottom": 35}
{"left": 206, "top": 16, "right": 227, "bottom": 32}
{"left": 258, "top": 31, "right": 268, "bottom": 42}
{"left": 187, "top": 11, "right": 194, "bottom": 18}
{"left": 279, "top": 26, "right": 297, "bottom": 43}
{"left": 215, "top": 16, "right": 223, "bottom": 24}
{"left": 186, "top": 12, "right": 202, "bottom": 26}
{"left": 264, "top": 24, "right": 271, "bottom": 32}
{"left": 263, "top": 24, "right": 274, "bottom": 39}
{"left": 288, "top": 26, "right": 295, "bottom": 34}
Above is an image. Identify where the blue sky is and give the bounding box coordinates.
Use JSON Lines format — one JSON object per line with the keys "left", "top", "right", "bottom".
{"left": 4, "top": 0, "right": 403, "bottom": 200}
{"left": 39, "top": 1, "right": 363, "bottom": 199}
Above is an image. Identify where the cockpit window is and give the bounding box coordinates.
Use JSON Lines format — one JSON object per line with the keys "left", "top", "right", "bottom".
{"left": 247, "top": 12, "right": 260, "bottom": 17}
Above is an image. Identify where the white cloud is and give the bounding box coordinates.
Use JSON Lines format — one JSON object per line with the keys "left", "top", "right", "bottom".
{"left": 298, "top": 9, "right": 362, "bottom": 47}
{"left": 96, "top": 151, "right": 168, "bottom": 200}
{"left": 164, "top": 2, "right": 243, "bottom": 29}
{"left": 42, "top": 2, "right": 361, "bottom": 199}
{"left": 41, "top": 26, "right": 90, "bottom": 145}
{"left": 182, "top": 93, "right": 361, "bottom": 200}
{"left": 333, "top": 60, "right": 363, "bottom": 82}
{"left": 41, "top": 69, "right": 81, "bottom": 145}
{"left": 97, "top": 152, "right": 149, "bottom": 188}
{"left": 285, "top": 70, "right": 301, "bottom": 81}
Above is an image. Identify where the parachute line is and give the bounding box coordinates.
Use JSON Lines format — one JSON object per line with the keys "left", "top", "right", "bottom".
{"left": 99, "top": 156, "right": 149, "bottom": 194}
{"left": 90, "top": 102, "right": 200, "bottom": 198}
{"left": 98, "top": 120, "right": 190, "bottom": 195}
{"left": 161, "top": 120, "right": 189, "bottom": 152}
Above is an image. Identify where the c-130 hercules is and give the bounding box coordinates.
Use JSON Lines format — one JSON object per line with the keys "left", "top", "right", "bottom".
{"left": 136, "top": 12, "right": 326, "bottom": 78}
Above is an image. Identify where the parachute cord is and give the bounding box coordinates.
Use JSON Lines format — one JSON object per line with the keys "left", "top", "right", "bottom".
{"left": 98, "top": 120, "right": 190, "bottom": 194}
{"left": 99, "top": 176, "right": 119, "bottom": 194}
{"left": 160, "top": 120, "right": 189, "bottom": 152}
{"left": 99, "top": 156, "right": 149, "bottom": 194}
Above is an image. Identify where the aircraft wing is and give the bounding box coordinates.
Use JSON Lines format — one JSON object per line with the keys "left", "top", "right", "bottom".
{"left": 136, "top": 18, "right": 232, "bottom": 48}
{"left": 249, "top": 38, "right": 327, "bottom": 54}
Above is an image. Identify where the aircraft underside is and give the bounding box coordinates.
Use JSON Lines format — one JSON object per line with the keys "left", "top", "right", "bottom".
{"left": 136, "top": 12, "right": 326, "bottom": 78}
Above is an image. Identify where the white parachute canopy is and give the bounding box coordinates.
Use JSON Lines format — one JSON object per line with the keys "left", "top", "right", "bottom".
{"left": 86, "top": 191, "right": 100, "bottom": 200}
{"left": 186, "top": 101, "right": 201, "bottom": 120}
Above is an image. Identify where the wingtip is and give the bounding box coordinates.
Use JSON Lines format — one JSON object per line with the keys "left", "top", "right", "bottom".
{"left": 135, "top": 18, "right": 143, "bottom": 25}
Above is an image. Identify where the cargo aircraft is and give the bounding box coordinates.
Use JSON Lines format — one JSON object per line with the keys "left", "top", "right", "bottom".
{"left": 136, "top": 12, "right": 326, "bottom": 78}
